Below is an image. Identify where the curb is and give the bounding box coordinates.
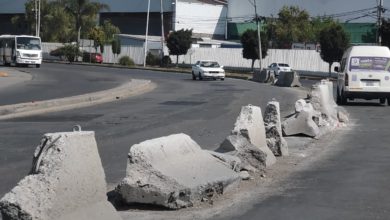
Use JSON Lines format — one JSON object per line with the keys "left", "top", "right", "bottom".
{"left": 0, "top": 79, "right": 156, "bottom": 120}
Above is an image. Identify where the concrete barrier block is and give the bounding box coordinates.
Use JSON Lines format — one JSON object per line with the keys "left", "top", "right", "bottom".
{"left": 116, "top": 134, "right": 240, "bottom": 209}
{"left": 0, "top": 131, "right": 121, "bottom": 220}
{"left": 264, "top": 101, "right": 288, "bottom": 156}
{"left": 207, "top": 151, "right": 242, "bottom": 172}
{"left": 274, "top": 71, "right": 301, "bottom": 87}
{"left": 311, "top": 80, "right": 338, "bottom": 122}
{"left": 282, "top": 108, "right": 320, "bottom": 138}
{"left": 232, "top": 105, "right": 276, "bottom": 165}
{"left": 218, "top": 135, "right": 276, "bottom": 169}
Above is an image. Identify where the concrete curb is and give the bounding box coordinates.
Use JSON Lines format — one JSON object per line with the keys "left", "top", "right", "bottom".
{"left": 0, "top": 79, "right": 156, "bottom": 120}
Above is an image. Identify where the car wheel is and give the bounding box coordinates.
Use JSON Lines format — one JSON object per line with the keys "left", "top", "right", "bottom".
{"left": 221, "top": 78, "right": 225, "bottom": 81}
{"left": 380, "top": 98, "right": 386, "bottom": 105}
{"left": 192, "top": 71, "right": 196, "bottom": 80}
{"left": 36, "top": 64, "right": 40, "bottom": 68}
{"left": 198, "top": 72, "right": 203, "bottom": 80}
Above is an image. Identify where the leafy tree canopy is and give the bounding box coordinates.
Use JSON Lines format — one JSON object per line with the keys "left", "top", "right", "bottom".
{"left": 380, "top": 19, "right": 390, "bottom": 48}
{"left": 166, "top": 29, "right": 193, "bottom": 65}
{"left": 240, "top": 29, "right": 268, "bottom": 71}
{"left": 319, "top": 22, "right": 350, "bottom": 74}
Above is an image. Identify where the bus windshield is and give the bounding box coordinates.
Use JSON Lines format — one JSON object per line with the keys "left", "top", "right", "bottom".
{"left": 16, "top": 37, "right": 41, "bottom": 50}
{"left": 350, "top": 57, "right": 390, "bottom": 72}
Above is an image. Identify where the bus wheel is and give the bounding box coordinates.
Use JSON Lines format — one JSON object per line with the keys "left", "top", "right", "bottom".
{"left": 36, "top": 64, "right": 40, "bottom": 68}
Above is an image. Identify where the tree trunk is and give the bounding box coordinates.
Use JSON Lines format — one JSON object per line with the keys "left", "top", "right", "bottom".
{"left": 176, "top": 55, "right": 179, "bottom": 67}
{"left": 328, "top": 62, "right": 333, "bottom": 78}
{"left": 251, "top": 59, "right": 255, "bottom": 72}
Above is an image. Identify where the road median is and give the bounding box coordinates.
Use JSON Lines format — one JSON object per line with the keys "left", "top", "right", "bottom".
{"left": 0, "top": 79, "right": 156, "bottom": 120}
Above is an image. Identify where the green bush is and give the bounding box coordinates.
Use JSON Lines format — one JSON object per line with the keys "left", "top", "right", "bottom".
{"left": 50, "top": 44, "right": 81, "bottom": 63}
{"left": 119, "top": 56, "right": 135, "bottom": 67}
{"left": 146, "top": 52, "right": 160, "bottom": 66}
{"left": 161, "top": 55, "right": 172, "bottom": 67}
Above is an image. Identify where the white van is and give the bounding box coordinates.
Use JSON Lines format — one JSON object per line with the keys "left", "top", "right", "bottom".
{"left": 335, "top": 46, "right": 390, "bottom": 105}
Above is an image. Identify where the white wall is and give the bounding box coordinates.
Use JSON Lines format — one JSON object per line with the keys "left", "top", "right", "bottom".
{"left": 42, "top": 42, "right": 335, "bottom": 72}
{"left": 176, "top": 1, "right": 227, "bottom": 36}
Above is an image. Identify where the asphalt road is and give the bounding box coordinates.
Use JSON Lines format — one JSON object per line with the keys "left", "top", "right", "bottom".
{"left": 0, "top": 63, "right": 305, "bottom": 196}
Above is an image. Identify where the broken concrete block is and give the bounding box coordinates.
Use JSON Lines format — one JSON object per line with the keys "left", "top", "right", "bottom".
{"left": 311, "top": 80, "right": 338, "bottom": 122}
{"left": 337, "top": 107, "right": 349, "bottom": 123}
{"left": 231, "top": 105, "right": 276, "bottom": 165}
{"left": 0, "top": 131, "right": 121, "bottom": 220}
{"left": 116, "top": 134, "right": 240, "bottom": 209}
{"left": 239, "top": 171, "right": 251, "bottom": 180}
{"left": 264, "top": 101, "right": 288, "bottom": 156}
{"left": 282, "top": 108, "right": 320, "bottom": 138}
{"left": 207, "top": 150, "right": 242, "bottom": 172}
{"left": 274, "top": 71, "right": 301, "bottom": 87}
{"left": 218, "top": 135, "right": 276, "bottom": 169}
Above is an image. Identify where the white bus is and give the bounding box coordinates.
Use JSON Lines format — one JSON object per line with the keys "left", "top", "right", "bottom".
{"left": 0, "top": 35, "right": 42, "bottom": 68}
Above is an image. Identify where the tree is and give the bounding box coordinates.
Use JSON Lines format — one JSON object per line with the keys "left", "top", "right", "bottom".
{"left": 111, "top": 37, "right": 121, "bottom": 64}
{"left": 88, "top": 26, "right": 105, "bottom": 53}
{"left": 380, "top": 19, "right": 390, "bottom": 48}
{"left": 240, "top": 29, "right": 268, "bottom": 72}
{"left": 166, "top": 29, "right": 193, "bottom": 66}
{"left": 274, "top": 6, "right": 314, "bottom": 48}
{"left": 319, "top": 23, "right": 350, "bottom": 76}
{"left": 102, "top": 19, "right": 120, "bottom": 44}
{"left": 64, "top": 0, "right": 109, "bottom": 41}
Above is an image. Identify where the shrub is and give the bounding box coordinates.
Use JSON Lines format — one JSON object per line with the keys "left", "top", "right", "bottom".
{"left": 146, "top": 52, "right": 160, "bottom": 66}
{"left": 50, "top": 44, "right": 81, "bottom": 63}
{"left": 119, "top": 56, "right": 135, "bottom": 67}
{"left": 161, "top": 55, "right": 172, "bottom": 67}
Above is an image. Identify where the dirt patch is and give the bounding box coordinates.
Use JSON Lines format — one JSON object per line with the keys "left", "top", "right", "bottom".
{"left": 0, "top": 72, "right": 8, "bottom": 77}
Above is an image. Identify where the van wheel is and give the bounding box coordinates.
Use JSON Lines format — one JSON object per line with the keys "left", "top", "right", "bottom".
{"left": 340, "top": 90, "right": 348, "bottom": 105}
{"left": 336, "top": 86, "right": 342, "bottom": 105}
{"left": 36, "top": 64, "right": 40, "bottom": 68}
{"left": 198, "top": 73, "right": 203, "bottom": 80}
{"left": 387, "top": 97, "right": 390, "bottom": 106}
{"left": 380, "top": 98, "right": 386, "bottom": 105}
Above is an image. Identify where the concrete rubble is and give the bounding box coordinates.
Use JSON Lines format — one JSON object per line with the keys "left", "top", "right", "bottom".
{"left": 264, "top": 101, "right": 288, "bottom": 156}
{"left": 230, "top": 105, "right": 276, "bottom": 166}
{"left": 282, "top": 80, "right": 349, "bottom": 138}
{"left": 274, "top": 71, "right": 302, "bottom": 87}
{"left": 116, "top": 133, "right": 241, "bottom": 209}
{"left": 218, "top": 134, "right": 275, "bottom": 170}
{"left": 0, "top": 131, "right": 121, "bottom": 220}
{"left": 282, "top": 99, "right": 321, "bottom": 137}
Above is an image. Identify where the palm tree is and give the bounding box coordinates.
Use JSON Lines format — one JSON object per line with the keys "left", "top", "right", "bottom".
{"left": 63, "top": 0, "right": 109, "bottom": 42}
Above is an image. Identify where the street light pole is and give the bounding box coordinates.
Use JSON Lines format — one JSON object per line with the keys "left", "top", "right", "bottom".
{"left": 37, "top": 0, "right": 41, "bottom": 37}
{"left": 378, "top": 0, "right": 384, "bottom": 45}
{"left": 253, "top": 0, "right": 263, "bottom": 70}
{"left": 160, "top": 0, "right": 165, "bottom": 58}
{"left": 144, "top": 0, "right": 151, "bottom": 67}
{"left": 34, "top": 0, "right": 38, "bottom": 36}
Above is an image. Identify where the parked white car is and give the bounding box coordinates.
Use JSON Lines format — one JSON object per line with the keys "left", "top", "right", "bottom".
{"left": 268, "top": 63, "right": 292, "bottom": 76}
{"left": 192, "top": 60, "right": 225, "bottom": 80}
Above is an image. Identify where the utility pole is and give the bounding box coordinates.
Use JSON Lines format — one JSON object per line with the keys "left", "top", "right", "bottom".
{"left": 378, "top": 0, "right": 384, "bottom": 45}
{"left": 34, "top": 0, "right": 38, "bottom": 36}
{"left": 253, "top": 0, "right": 263, "bottom": 70}
{"left": 143, "top": 0, "right": 151, "bottom": 67}
{"left": 160, "top": 0, "right": 165, "bottom": 58}
{"left": 37, "top": 0, "right": 41, "bottom": 37}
